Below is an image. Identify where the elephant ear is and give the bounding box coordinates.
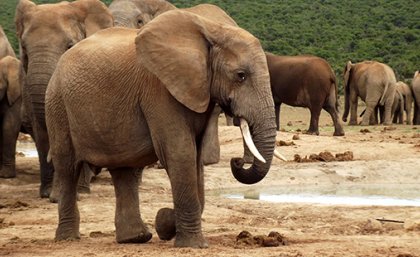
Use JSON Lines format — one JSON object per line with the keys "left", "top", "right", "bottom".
{"left": 7, "top": 59, "right": 22, "bottom": 106}
{"left": 0, "top": 57, "right": 22, "bottom": 106}
{"left": 15, "top": 0, "right": 36, "bottom": 39}
{"left": 415, "top": 71, "right": 419, "bottom": 78}
{"left": 71, "top": 0, "right": 114, "bottom": 37}
{"left": 135, "top": 10, "right": 220, "bottom": 113}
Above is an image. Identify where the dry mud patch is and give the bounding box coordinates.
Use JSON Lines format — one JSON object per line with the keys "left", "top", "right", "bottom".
{"left": 1, "top": 106, "right": 420, "bottom": 257}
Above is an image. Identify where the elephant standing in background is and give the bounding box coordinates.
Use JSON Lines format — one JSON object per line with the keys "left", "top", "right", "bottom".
{"left": 109, "top": 0, "right": 175, "bottom": 28}
{"left": 0, "top": 26, "right": 16, "bottom": 59}
{"left": 0, "top": 56, "right": 23, "bottom": 178}
{"left": 15, "top": 0, "right": 114, "bottom": 198}
{"left": 266, "top": 53, "right": 344, "bottom": 136}
{"left": 46, "top": 10, "right": 277, "bottom": 248}
{"left": 413, "top": 71, "right": 420, "bottom": 125}
{"left": 342, "top": 61, "right": 396, "bottom": 126}
{"left": 392, "top": 81, "right": 413, "bottom": 124}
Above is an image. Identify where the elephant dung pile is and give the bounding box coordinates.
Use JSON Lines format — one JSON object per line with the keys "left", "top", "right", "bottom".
{"left": 235, "top": 230, "right": 287, "bottom": 247}
{"left": 293, "top": 151, "right": 354, "bottom": 163}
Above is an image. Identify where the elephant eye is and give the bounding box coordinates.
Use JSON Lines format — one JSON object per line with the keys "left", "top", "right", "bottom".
{"left": 67, "top": 43, "right": 74, "bottom": 50}
{"left": 138, "top": 19, "right": 143, "bottom": 25}
{"left": 237, "top": 71, "right": 246, "bottom": 83}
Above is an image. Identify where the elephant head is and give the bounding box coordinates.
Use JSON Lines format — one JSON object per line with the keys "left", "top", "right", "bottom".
{"left": 109, "top": 0, "right": 176, "bottom": 29}
{"left": 15, "top": 0, "right": 113, "bottom": 126}
{"left": 0, "top": 56, "right": 22, "bottom": 106}
{"left": 342, "top": 61, "right": 353, "bottom": 122}
{"left": 136, "top": 10, "right": 277, "bottom": 184}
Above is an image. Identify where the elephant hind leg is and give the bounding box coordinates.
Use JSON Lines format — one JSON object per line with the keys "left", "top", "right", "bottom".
{"left": 109, "top": 168, "right": 152, "bottom": 244}
{"left": 306, "top": 106, "right": 321, "bottom": 135}
{"left": 323, "top": 103, "right": 345, "bottom": 136}
{"left": 54, "top": 148, "right": 81, "bottom": 241}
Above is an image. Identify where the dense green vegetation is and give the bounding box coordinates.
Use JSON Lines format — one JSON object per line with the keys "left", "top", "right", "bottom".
{"left": 1, "top": 0, "right": 419, "bottom": 92}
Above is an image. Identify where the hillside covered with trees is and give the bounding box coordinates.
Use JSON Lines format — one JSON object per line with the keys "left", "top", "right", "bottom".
{"left": 1, "top": 0, "right": 419, "bottom": 91}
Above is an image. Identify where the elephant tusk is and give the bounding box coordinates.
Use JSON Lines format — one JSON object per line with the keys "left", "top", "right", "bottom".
{"left": 274, "top": 149, "right": 287, "bottom": 161}
{"left": 239, "top": 118, "right": 266, "bottom": 163}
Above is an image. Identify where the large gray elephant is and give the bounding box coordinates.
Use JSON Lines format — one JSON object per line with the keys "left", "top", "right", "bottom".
{"left": 342, "top": 61, "right": 397, "bottom": 126}
{"left": 413, "top": 71, "right": 420, "bottom": 125}
{"left": 0, "top": 26, "right": 16, "bottom": 59}
{"left": 0, "top": 56, "right": 23, "bottom": 178}
{"left": 392, "top": 81, "right": 413, "bottom": 124}
{"left": 15, "top": 0, "right": 114, "bottom": 198}
{"left": 109, "top": 1, "right": 237, "bottom": 165}
{"left": 45, "top": 10, "right": 277, "bottom": 248}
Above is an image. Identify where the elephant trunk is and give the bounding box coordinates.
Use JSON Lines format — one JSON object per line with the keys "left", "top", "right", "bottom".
{"left": 342, "top": 80, "right": 350, "bottom": 122}
{"left": 230, "top": 106, "right": 276, "bottom": 185}
{"left": 26, "top": 51, "right": 60, "bottom": 128}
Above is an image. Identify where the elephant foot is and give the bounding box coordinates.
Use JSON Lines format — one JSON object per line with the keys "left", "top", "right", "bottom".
{"left": 39, "top": 184, "right": 52, "bottom": 198}
{"left": 155, "top": 208, "right": 176, "bottom": 240}
{"left": 348, "top": 120, "right": 358, "bottom": 126}
{"left": 333, "top": 130, "right": 345, "bottom": 136}
{"left": 116, "top": 229, "right": 152, "bottom": 244}
{"left": 175, "top": 232, "right": 208, "bottom": 248}
{"left": 55, "top": 225, "right": 80, "bottom": 241}
{"left": 304, "top": 130, "right": 319, "bottom": 136}
{"left": 0, "top": 167, "right": 16, "bottom": 178}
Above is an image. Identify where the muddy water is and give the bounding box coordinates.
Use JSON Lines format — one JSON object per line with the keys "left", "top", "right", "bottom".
{"left": 218, "top": 185, "right": 420, "bottom": 207}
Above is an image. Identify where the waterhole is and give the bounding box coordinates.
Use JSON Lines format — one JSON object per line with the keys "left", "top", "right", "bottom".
{"left": 217, "top": 185, "right": 420, "bottom": 207}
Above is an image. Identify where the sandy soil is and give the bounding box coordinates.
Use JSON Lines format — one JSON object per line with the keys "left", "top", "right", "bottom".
{"left": 1, "top": 105, "right": 420, "bottom": 257}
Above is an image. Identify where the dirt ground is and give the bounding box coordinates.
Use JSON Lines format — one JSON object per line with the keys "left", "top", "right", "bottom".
{"left": 1, "top": 105, "right": 420, "bottom": 257}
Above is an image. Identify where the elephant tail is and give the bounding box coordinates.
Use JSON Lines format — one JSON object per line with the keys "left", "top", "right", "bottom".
{"left": 379, "top": 82, "right": 391, "bottom": 106}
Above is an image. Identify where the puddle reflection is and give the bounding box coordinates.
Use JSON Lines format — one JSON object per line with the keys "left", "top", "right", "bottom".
{"left": 217, "top": 185, "right": 420, "bottom": 207}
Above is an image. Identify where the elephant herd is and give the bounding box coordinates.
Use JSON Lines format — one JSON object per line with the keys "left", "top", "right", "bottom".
{"left": 0, "top": 0, "right": 419, "bottom": 249}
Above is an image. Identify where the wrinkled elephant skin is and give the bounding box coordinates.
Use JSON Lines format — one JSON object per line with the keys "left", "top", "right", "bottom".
{"left": 46, "top": 10, "right": 276, "bottom": 248}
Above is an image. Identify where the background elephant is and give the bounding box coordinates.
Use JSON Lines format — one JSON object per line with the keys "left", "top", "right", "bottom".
{"left": 392, "top": 81, "right": 413, "bottom": 124}
{"left": 412, "top": 71, "right": 420, "bottom": 125}
{"left": 0, "top": 26, "right": 16, "bottom": 59}
{"left": 109, "top": 0, "right": 175, "bottom": 28}
{"left": 266, "top": 53, "right": 344, "bottom": 136}
{"left": 15, "top": 0, "right": 113, "bottom": 198}
{"left": 46, "top": 10, "right": 276, "bottom": 248}
{"left": 342, "top": 61, "right": 397, "bottom": 126}
{"left": 0, "top": 56, "right": 23, "bottom": 178}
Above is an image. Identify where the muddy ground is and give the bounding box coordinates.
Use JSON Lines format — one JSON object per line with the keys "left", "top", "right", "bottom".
{"left": 1, "top": 105, "right": 420, "bottom": 257}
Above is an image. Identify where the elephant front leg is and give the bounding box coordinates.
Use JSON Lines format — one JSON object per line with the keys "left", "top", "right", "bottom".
{"left": 0, "top": 110, "right": 21, "bottom": 178}
{"left": 32, "top": 124, "right": 54, "bottom": 198}
{"left": 201, "top": 105, "right": 221, "bottom": 165}
{"left": 109, "top": 168, "right": 152, "bottom": 244}
{"left": 275, "top": 103, "right": 281, "bottom": 131}
{"left": 163, "top": 157, "right": 207, "bottom": 248}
